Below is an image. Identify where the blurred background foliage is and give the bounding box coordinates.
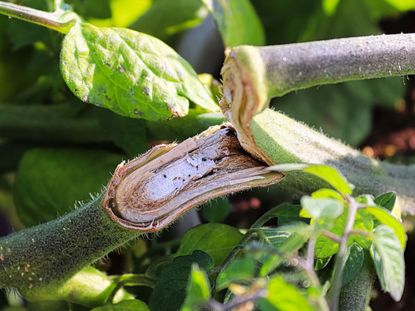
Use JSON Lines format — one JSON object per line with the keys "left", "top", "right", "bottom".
{"left": 1, "top": 0, "right": 415, "bottom": 310}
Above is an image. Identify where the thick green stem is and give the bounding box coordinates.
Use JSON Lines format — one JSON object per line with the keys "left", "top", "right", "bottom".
{"left": 227, "top": 34, "right": 415, "bottom": 104}
{"left": 0, "top": 104, "right": 108, "bottom": 144}
{"left": 338, "top": 253, "right": 374, "bottom": 311}
{"left": 221, "top": 33, "right": 415, "bottom": 215}
{"left": 0, "top": 1, "right": 76, "bottom": 34}
{"left": 251, "top": 109, "right": 415, "bottom": 214}
{"left": 221, "top": 33, "right": 415, "bottom": 311}
{"left": 0, "top": 194, "right": 136, "bottom": 293}
{"left": 0, "top": 125, "right": 280, "bottom": 297}
{"left": 0, "top": 104, "right": 224, "bottom": 144}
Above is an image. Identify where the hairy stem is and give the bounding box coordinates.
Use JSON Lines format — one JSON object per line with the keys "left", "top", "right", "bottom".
{"left": 338, "top": 253, "right": 374, "bottom": 311}
{"left": 0, "top": 125, "right": 281, "bottom": 296}
{"left": 221, "top": 33, "right": 415, "bottom": 311}
{"left": 328, "top": 197, "right": 359, "bottom": 311}
{"left": 254, "top": 109, "right": 415, "bottom": 213}
{"left": 0, "top": 1, "right": 77, "bottom": 34}
{"left": 0, "top": 195, "right": 135, "bottom": 293}
{"left": 221, "top": 33, "right": 415, "bottom": 215}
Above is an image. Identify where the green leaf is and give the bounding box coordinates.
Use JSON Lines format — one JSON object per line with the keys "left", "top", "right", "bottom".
{"left": 374, "top": 192, "right": 397, "bottom": 212}
{"left": 14, "top": 148, "right": 121, "bottom": 227}
{"left": 132, "top": 0, "right": 207, "bottom": 40}
{"left": 312, "top": 188, "right": 344, "bottom": 201}
{"left": 200, "top": 197, "right": 231, "bottom": 223}
{"left": 251, "top": 203, "right": 302, "bottom": 228}
{"left": 365, "top": 206, "right": 406, "bottom": 250}
{"left": 314, "top": 257, "right": 331, "bottom": 271}
{"left": 384, "top": 0, "right": 415, "bottom": 11}
{"left": 181, "top": 264, "right": 211, "bottom": 311}
{"left": 203, "top": 0, "right": 265, "bottom": 47}
{"left": 302, "top": 165, "right": 353, "bottom": 195}
{"left": 269, "top": 164, "right": 353, "bottom": 195}
{"left": 258, "top": 276, "right": 314, "bottom": 311}
{"left": 61, "top": 22, "right": 218, "bottom": 121}
{"left": 315, "top": 210, "right": 373, "bottom": 258}
{"left": 87, "top": 0, "right": 151, "bottom": 28}
{"left": 216, "top": 257, "right": 256, "bottom": 290}
{"left": 342, "top": 243, "right": 364, "bottom": 286}
{"left": 300, "top": 197, "right": 344, "bottom": 220}
{"left": 149, "top": 251, "right": 213, "bottom": 311}
{"left": 67, "top": 0, "right": 112, "bottom": 20}
{"left": 259, "top": 255, "right": 282, "bottom": 277}
{"left": 370, "top": 225, "right": 405, "bottom": 301}
{"left": 91, "top": 300, "right": 149, "bottom": 311}
{"left": 261, "top": 222, "right": 312, "bottom": 255}
{"left": 176, "top": 224, "right": 243, "bottom": 265}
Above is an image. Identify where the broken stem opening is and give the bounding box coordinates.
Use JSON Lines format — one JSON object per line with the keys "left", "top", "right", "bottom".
{"left": 0, "top": 125, "right": 281, "bottom": 296}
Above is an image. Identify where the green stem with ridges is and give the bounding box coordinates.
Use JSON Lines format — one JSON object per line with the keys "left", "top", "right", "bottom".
{"left": 0, "top": 125, "right": 280, "bottom": 302}
{"left": 221, "top": 33, "right": 415, "bottom": 311}
{"left": 251, "top": 109, "right": 415, "bottom": 214}
{"left": 0, "top": 194, "right": 137, "bottom": 294}
{"left": 0, "top": 1, "right": 77, "bottom": 34}
{"left": 222, "top": 33, "right": 415, "bottom": 215}
{"left": 338, "top": 252, "right": 374, "bottom": 311}
{"left": 0, "top": 104, "right": 224, "bottom": 144}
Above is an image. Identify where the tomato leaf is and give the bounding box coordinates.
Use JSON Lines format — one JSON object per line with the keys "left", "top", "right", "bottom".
{"left": 268, "top": 164, "right": 353, "bottom": 195}
{"left": 258, "top": 276, "right": 314, "bottom": 311}
{"left": 149, "top": 251, "right": 213, "bottom": 311}
{"left": 91, "top": 300, "right": 149, "bottom": 310}
{"left": 370, "top": 225, "right": 405, "bottom": 301}
{"left": 342, "top": 243, "right": 364, "bottom": 286}
{"left": 203, "top": 0, "right": 265, "bottom": 47}
{"left": 365, "top": 206, "right": 406, "bottom": 250}
{"left": 181, "top": 264, "right": 211, "bottom": 311}
{"left": 300, "top": 197, "right": 344, "bottom": 220}
{"left": 14, "top": 148, "right": 121, "bottom": 227}
{"left": 176, "top": 224, "right": 243, "bottom": 265}
{"left": 374, "top": 192, "right": 397, "bottom": 212}
{"left": 216, "top": 257, "right": 256, "bottom": 290}
{"left": 61, "top": 23, "right": 219, "bottom": 121}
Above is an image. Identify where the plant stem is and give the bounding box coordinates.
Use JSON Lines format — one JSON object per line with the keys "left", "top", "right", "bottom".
{"left": 224, "top": 33, "right": 415, "bottom": 104}
{"left": 0, "top": 1, "right": 76, "bottom": 34}
{"left": 252, "top": 109, "right": 415, "bottom": 214}
{"left": 305, "top": 235, "right": 316, "bottom": 271}
{"left": 337, "top": 254, "right": 374, "bottom": 311}
{"left": 327, "top": 197, "right": 359, "bottom": 311}
{"left": 0, "top": 104, "right": 108, "bottom": 144}
{"left": 0, "top": 194, "right": 136, "bottom": 293}
{"left": 0, "top": 104, "right": 224, "bottom": 144}
{"left": 294, "top": 256, "right": 329, "bottom": 311}
{"left": 0, "top": 125, "right": 281, "bottom": 296}
{"left": 221, "top": 34, "right": 415, "bottom": 216}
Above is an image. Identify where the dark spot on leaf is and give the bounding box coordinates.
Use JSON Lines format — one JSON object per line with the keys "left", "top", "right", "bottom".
{"left": 134, "top": 109, "right": 143, "bottom": 116}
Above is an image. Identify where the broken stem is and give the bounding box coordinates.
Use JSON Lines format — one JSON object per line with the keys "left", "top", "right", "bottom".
{"left": 0, "top": 125, "right": 281, "bottom": 299}
{"left": 221, "top": 33, "right": 415, "bottom": 215}
{"left": 221, "top": 33, "right": 415, "bottom": 311}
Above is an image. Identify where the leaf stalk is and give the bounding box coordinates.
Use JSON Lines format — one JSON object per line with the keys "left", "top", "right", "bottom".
{"left": 0, "top": 1, "right": 77, "bottom": 34}
{"left": 328, "top": 197, "right": 359, "bottom": 311}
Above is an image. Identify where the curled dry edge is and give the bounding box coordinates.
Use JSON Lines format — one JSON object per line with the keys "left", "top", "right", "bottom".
{"left": 102, "top": 124, "right": 282, "bottom": 232}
